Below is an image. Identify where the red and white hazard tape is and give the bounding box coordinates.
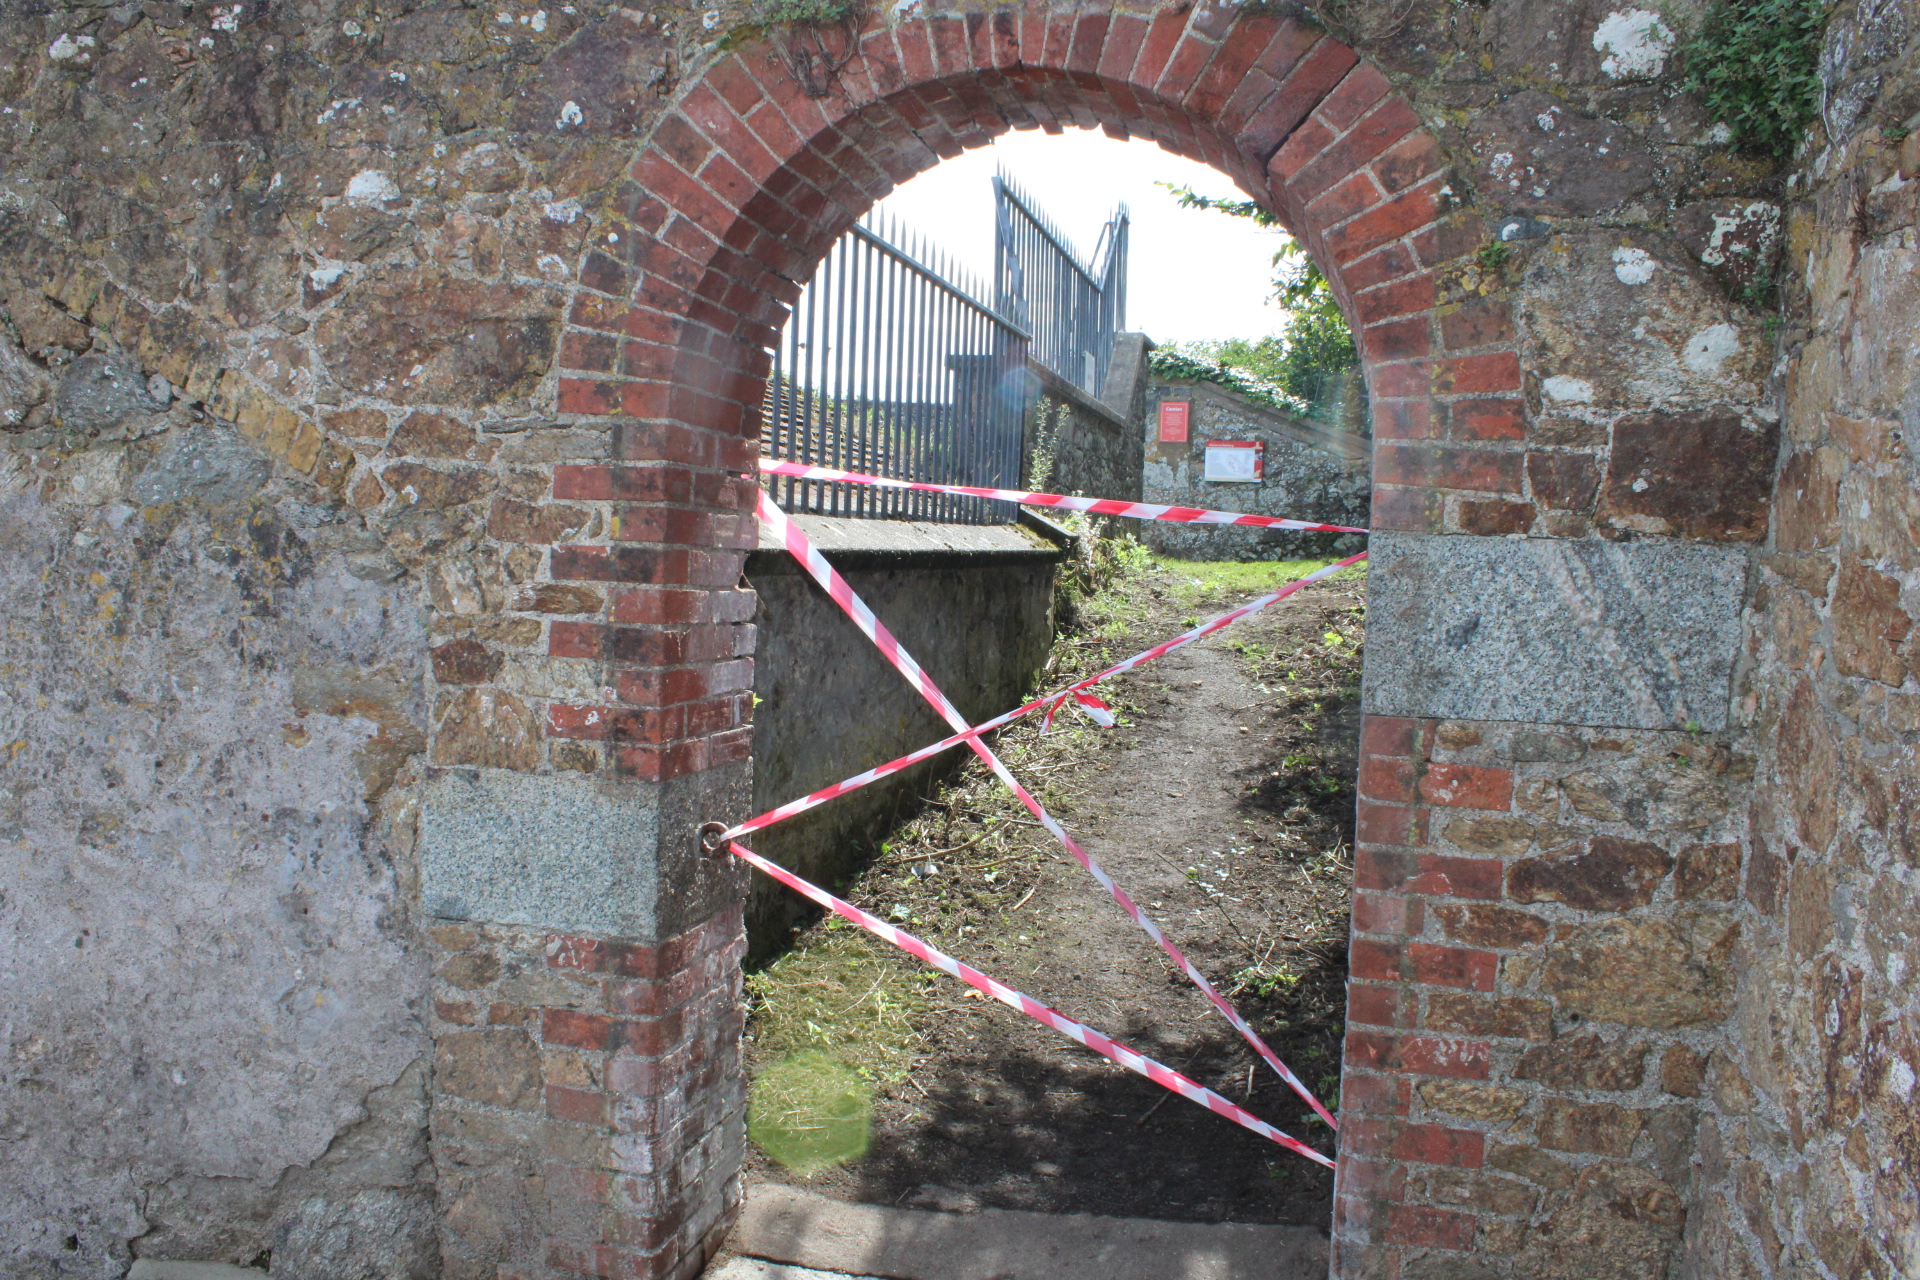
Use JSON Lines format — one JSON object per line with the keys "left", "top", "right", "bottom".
{"left": 760, "top": 457, "right": 1369, "bottom": 534}
{"left": 755, "top": 491, "right": 1339, "bottom": 1133}
{"left": 730, "top": 839, "right": 1336, "bottom": 1169}
{"left": 724, "top": 550, "right": 1366, "bottom": 847}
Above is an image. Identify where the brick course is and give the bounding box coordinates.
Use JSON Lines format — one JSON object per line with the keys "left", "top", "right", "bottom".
{"left": 1337, "top": 714, "right": 1751, "bottom": 1274}
{"left": 428, "top": 909, "right": 746, "bottom": 1280}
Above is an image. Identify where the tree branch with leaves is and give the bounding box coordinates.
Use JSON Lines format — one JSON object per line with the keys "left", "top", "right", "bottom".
{"left": 1150, "top": 185, "right": 1360, "bottom": 426}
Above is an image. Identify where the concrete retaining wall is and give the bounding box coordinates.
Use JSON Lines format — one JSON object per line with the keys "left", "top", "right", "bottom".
{"left": 743, "top": 515, "right": 1064, "bottom": 954}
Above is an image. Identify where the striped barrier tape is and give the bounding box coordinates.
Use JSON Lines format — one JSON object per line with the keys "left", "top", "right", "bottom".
{"left": 755, "top": 490, "right": 1339, "bottom": 1133}
{"left": 760, "top": 457, "right": 1370, "bottom": 534}
{"left": 722, "top": 550, "right": 1367, "bottom": 844}
{"left": 730, "top": 839, "right": 1336, "bottom": 1169}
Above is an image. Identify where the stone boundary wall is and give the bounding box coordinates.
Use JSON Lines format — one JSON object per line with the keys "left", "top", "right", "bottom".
{"left": 1342, "top": 714, "right": 1747, "bottom": 1274}
{"left": 427, "top": 908, "right": 746, "bottom": 1280}
{"left": 1023, "top": 331, "right": 1152, "bottom": 514}
{"left": 3, "top": 0, "right": 1903, "bottom": 1274}
{"left": 1721, "top": 2, "right": 1920, "bottom": 1275}
{"left": 1142, "top": 377, "right": 1369, "bottom": 559}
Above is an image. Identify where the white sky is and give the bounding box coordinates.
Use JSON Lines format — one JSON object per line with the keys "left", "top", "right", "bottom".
{"left": 867, "top": 128, "right": 1293, "bottom": 347}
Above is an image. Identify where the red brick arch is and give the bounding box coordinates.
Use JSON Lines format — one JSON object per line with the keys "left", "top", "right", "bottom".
{"left": 549, "top": 1, "right": 1520, "bottom": 773}
{"left": 545, "top": 3, "right": 1523, "bottom": 1272}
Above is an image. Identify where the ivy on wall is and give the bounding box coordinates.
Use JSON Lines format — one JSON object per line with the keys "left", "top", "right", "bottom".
{"left": 1682, "top": 0, "right": 1829, "bottom": 160}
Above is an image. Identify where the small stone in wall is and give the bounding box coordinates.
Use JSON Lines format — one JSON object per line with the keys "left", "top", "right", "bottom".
{"left": 1510, "top": 1164, "right": 1685, "bottom": 1280}
{"left": 1448, "top": 814, "right": 1538, "bottom": 855}
{"left": 1830, "top": 561, "right": 1913, "bottom": 686}
{"left": 389, "top": 410, "right": 499, "bottom": 462}
{"left": 1674, "top": 201, "right": 1782, "bottom": 300}
{"left": 1515, "top": 1033, "right": 1650, "bottom": 1090}
{"left": 437, "top": 950, "right": 503, "bottom": 990}
{"left": 432, "top": 638, "right": 503, "bottom": 686}
{"left": 1597, "top": 409, "right": 1778, "bottom": 543}
{"left": 1509, "top": 835, "right": 1673, "bottom": 911}
{"left": 431, "top": 688, "right": 540, "bottom": 770}
{"left": 1659, "top": 1046, "right": 1707, "bottom": 1097}
{"left": 1561, "top": 770, "right": 1629, "bottom": 822}
{"left": 1527, "top": 453, "right": 1602, "bottom": 514}
{"left": 1489, "top": 1141, "right": 1576, "bottom": 1192}
{"left": 516, "top": 584, "right": 603, "bottom": 614}
{"left": 1419, "top": 1168, "right": 1541, "bottom": 1218}
{"left": 1466, "top": 91, "right": 1659, "bottom": 216}
{"left": 1542, "top": 914, "right": 1738, "bottom": 1029}
{"left": 1426, "top": 991, "right": 1555, "bottom": 1041}
{"left": 1673, "top": 842, "right": 1740, "bottom": 900}
{"left": 1436, "top": 903, "right": 1552, "bottom": 948}
{"left": 433, "top": 1027, "right": 542, "bottom": 1110}
{"left": 552, "top": 741, "right": 600, "bottom": 772}
{"left": 1536, "top": 1098, "right": 1645, "bottom": 1156}
{"left": 1510, "top": 730, "right": 1585, "bottom": 763}
{"left": 380, "top": 462, "right": 497, "bottom": 511}
{"left": 1420, "top": 1079, "right": 1529, "bottom": 1122}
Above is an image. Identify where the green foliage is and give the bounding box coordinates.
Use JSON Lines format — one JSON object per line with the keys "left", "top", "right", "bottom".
{"left": 1477, "top": 240, "right": 1512, "bottom": 270}
{"left": 1146, "top": 346, "right": 1298, "bottom": 412}
{"left": 1157, "top": 184, "right": 1358, "bottom": 422}
{"left": 1682, "top": 0, "right": 1828, "bottom": 160}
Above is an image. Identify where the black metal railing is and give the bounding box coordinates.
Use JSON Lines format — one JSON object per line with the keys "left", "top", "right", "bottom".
{"left": 762, "top": 183, "right": 1127, "bottom": 525}
{"left": 764, "top": 215, "right": 1031, "bottom": 524}
{"left": 993, "top": 172, "right": 1128, "bottom": 399}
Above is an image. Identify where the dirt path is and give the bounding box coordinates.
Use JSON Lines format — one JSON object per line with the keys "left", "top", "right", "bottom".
{"left": 742, "top": 562, "right": 1364, "bottom": 1230}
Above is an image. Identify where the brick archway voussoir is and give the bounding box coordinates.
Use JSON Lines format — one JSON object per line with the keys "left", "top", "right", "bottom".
{"left": 554, "top": 0, "right": 1518, "bottom": 765}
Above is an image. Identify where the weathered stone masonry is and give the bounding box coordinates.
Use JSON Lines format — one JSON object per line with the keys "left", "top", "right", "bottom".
{"left": 2, "top": 0, "right": 1915, "bottom": 1277}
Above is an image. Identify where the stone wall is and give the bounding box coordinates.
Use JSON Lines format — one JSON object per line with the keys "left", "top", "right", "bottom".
{"left": 0, "top": 0, "right": 1910, "bottom": 1275}
{"left": 1715, "top": 2, "right": 1920, "bottom": 1276}
{"left": 1143, "top": 377, "right": 1369, "bottom": 559}
{"left": 0, "top": 483, "right": 437, "bottom": 1278}
{"left": 1344, "top": 714, "right": 1748, "bottom": 1279}
{"left": 744, "top": 517, "right": 1063, "bottom": 954}
{"left": 1024, "top": 334, "right": 1150, "bottom": 512}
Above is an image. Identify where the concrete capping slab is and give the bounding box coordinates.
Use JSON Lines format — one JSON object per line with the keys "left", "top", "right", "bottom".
{"left": 732, "top": 1184, "right": 1329, "bottom": 1280}
{"left": 418, "top": 767, "right": 665, "bottom": 938}
{"left": 749, "top": 514, "right": 1063, "bottom": 573}
{"left": 1363, "top": 532, "right": 1751, "bottom": 730}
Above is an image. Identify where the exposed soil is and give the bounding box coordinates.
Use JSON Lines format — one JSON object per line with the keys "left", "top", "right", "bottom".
{"left": 740, "top": 558, "right": 1365, "bottom": 1230}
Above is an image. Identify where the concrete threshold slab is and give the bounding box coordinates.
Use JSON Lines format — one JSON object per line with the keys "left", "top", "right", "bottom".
{"left": 709, "top": 1259, "right": 888, "bottom": 1280}
{"left": 729, "top": 1185, "right": 1330, "bottom": 1280}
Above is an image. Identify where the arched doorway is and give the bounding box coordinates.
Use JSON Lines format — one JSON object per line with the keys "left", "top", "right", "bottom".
{"left": 521, "top": 5, "right": 1768, "bottom": 1278}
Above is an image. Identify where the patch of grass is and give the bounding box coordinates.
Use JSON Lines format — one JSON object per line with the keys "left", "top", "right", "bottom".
{"left": 1156, "top": 556, "right": 1365, "bottom": 604}
{"left": 749, "top": 1050, "right": 874, "bottom": 1176}
{"left": 1682, "top": 0, "right": 1827, "bottom": 161}
{"left": 745, "top": 925, "right": 931, "bottom": 1087}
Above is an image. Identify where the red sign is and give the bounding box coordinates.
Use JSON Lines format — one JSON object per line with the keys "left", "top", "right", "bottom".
{"left": 1157, "top": 400, "right": 1190, "bottom": 443}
